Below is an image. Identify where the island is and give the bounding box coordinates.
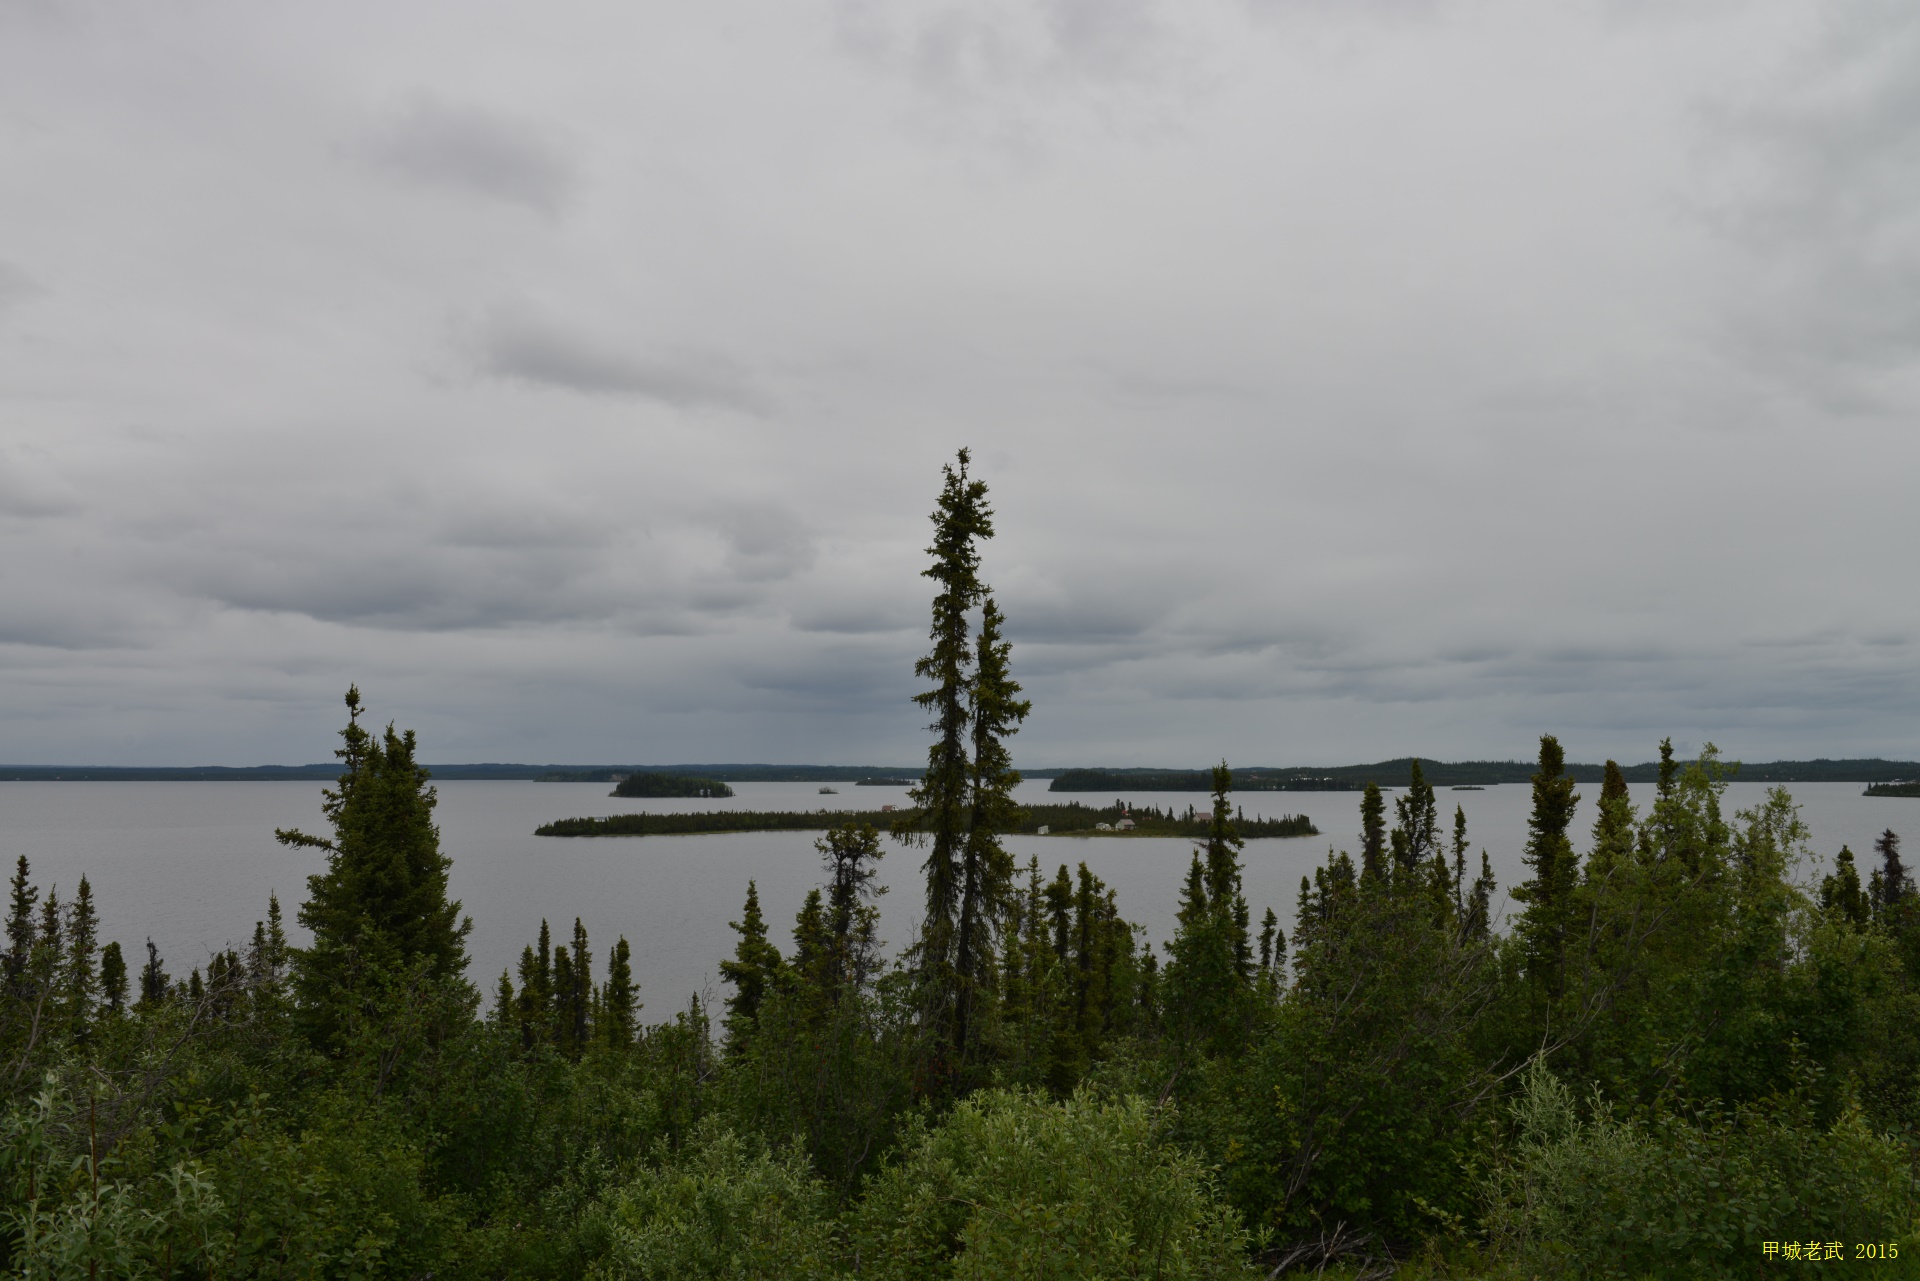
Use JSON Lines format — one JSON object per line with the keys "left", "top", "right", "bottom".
{"left": 535, "top": 801, "right": 1317, "bottom": 839}
{"left": 1864, "top": 781, "right": 1920, "bottom": 797}
{"left": 608, "top": 773, "right": 734, "bottom": 798}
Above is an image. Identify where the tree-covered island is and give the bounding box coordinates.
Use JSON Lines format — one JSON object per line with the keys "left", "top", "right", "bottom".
{"left": 4, "top": 451, "right": 1916, "bottom": 1278}
{"left": 534, "top": 799, "right": 1317, "bottom": 839}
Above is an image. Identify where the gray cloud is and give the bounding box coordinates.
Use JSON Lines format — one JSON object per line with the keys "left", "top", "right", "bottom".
{"left": 0, "top": 260, "right": 38, "bottom": 313}
{"left": 366, "top": 96, "right": 575, "bottom": 214}
{"left": 0, "top": 1, "right": 1916, "bottom": 769}
{"left": 1704, "top": 2, "right": 1920, "bottom": 395}
{"left": 469, "top": 305, "right": 762, "bottom": 409}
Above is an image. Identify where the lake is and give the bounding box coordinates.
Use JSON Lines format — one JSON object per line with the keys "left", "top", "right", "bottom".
{"left": 6, "top": 777, "right": 1918, "bottom": 1015}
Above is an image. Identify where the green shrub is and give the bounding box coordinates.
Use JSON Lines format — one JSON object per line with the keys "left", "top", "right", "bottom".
{"left": 590, "top": 1126, "right": 836, "bottom": 1280}
{"left": 1486, "top": 1060, "right": 1920, "bottom": 1279}
{"left": 851, "top": 1088, "right": 1250, "bottom": 1280}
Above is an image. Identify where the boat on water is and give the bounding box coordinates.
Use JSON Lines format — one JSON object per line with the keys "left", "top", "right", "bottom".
{"left": 819, "top": 786, "right": 838, "bottom": 794}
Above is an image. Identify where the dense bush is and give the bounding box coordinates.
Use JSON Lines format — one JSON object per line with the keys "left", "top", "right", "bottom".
{"left": 851, "top": 1088, "right": 1251, "bottom": 1281}
{"left": 1485, "top": 1060, "right": 1919, "bottom": 1280}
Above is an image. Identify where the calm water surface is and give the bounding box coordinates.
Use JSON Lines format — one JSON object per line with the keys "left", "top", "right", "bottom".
{"left": 5, "top": 778, "right": 1918, "bottom": 1013}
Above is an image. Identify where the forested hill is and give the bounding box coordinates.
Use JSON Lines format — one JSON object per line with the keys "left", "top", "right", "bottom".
{"left": 1048, "top": 757, "right": 1920, "bottom": 790}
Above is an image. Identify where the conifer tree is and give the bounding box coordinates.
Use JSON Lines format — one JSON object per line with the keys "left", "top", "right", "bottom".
{"left": 821, "top": 822, "right": 886, "bottom": 1001}
{"left": 1391, "top": 761, "right": 1438, "bottom": 885}
{"left": 5, "top": 855, "right": 37, "bottom": 994}
{"left": 790, "top": 888, "right": 833, "bottom": 1001}
{"left": 246, "top": 894, "right": 289, "bottom": 990}
{"left": 1587, "top": 759, "right": 1636, "bottom": 880}
{"left": 603, "top": 936, "right": 638, "bottom": 1048}
{"left": 1258, "top": 908, "right": 1279, "bottom": 971}
{"left": 1465, "top": 853, "right": 1495, "bottom": 940}
{"left": 1358, "top": 783, "right": 1386, "bottom": 884}
{"left": 954, "top": 596, "right": 1028, "bottom": 1060}
{"left": 493, "top": 970, "right": 515, "bottom": 1026}
{"left": 33, "top": 888, "right": 62, "bottom": 1001}
{"left": 1164, "top": 764, "right": 1254, "bottom": 1054}
{"left": 99, "top": 940, "right": 128, "bottom": 1015}
{"left": 1821, "top": 846, "right": 1870, "bottom": 926}
{"left": 551, "top": 943, "right": 577, "bottom": 1056}
{"left": 566, "top": 918, "right": 593, "bottom": 1051}
{"left": 514, "top": 946, "right": 542, "bottom": 1049}
{"left": 63, "top": 875, "right": 99, "bottom": 1036}
{"left": 137, "top": 937, "right": 168, "bottom": 1009}
{"left": 1873, "top": 829, "right": 1908, "bottom": 911}
{"left": 1513, "top": 735, "right": 1581, "bottom": 997}
{"left": 720, "top": 880, "right": 782, "bottom": 1044}
{"left": 277, "top": 686, "right": 470, "bottom": 1046}
{"left": 900, "top": 448, "right": 992, "bottom": 1059}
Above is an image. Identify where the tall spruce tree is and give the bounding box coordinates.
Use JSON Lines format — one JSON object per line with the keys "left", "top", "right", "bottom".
{"left": 603, "top": 936, "right": 638, "bottom": 1048}
{"left": 1359, "top": 783, "right": 1387, "bottom": 884}
{"left": 901, "top": 451, "right": 991, "bottom": 1046}
{"left": 1587, "top": 759, "right": 1636, "bottom": 881}
{"left": 277, "top": 686, "right": 470, "bottom": 1048}
{"left": 1821, "top": 846, "right": 1870, "bottom": 927}
{"left": 821, "top": 822, "right": 887, "bottom": 1002}
{"left": 1513, "top": 734, "right": 1581, "bottom": 998}
{"left": 1873, "top": 829, "right": 1908, "bottom": 911}
{"left": 1390, "top": 761, "right": 1438, "bottom": 885}
{"left": 63, "top": 875, "right": 99, "bottom": 1037}
{"left": 900, "top": 448, "right": 1024, "bottom": 1073}
{"left": 6, "top": 855, "right": 36, "bottom": 995}
{"left": 720, "top": 880, "right": 782, "bottom": 1046}
{"left": 954, "top": 597, "right": 1029, "bottom": 1056}
{"left": 99, "top": 941, "right": 128, "bottom": 1016}
{"left": 137, "top": 937, "right": 168, "bottom": 1009}
{"left": 1164, "top": 764, "right": 1254, "bottom": 1054}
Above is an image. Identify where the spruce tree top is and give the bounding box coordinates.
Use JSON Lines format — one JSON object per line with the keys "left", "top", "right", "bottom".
{"left": 278, "top": 686, "right": 469, "bottom": 983}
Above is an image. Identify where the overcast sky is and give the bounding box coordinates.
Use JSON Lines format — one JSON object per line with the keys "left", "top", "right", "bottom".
{"left": 1, "top": 0, "right": 1916, "bottom": 769}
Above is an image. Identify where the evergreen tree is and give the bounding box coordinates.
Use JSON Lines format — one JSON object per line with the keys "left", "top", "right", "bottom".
{"left": 603, "top": 936, "right": 638, "bottom": 1048}
{"left": 98, "top": 940, "right": 128, "bottom": 1015}
{"left": 63, "top": 875, "right": 99, "bottom": 1036}
{"left": 1873, "top": 828, "right": 1908, "bottom": 911}
{"left": 566, "top": 918, "right": 593, "bottom": 1052}
{"left": 821, "top": 822, "right": 887, "bottom": 1002}
{"left": 137, "top": 937, "right": 168, "bottom": 1009}
{"left": 277, "top": 687, "right": 470, "bottom": 1047}
{"left": 1163, "top": 764, "right": 1254, "bottom": 1054}
{"left": 1513, "top": 734, "right": 1581, "bottom": 998}
{"left": 5, "top": 854, "right": 37, "bottom": 994}
{"left": 720, "top": 880, "right": 782, "bottom": 1045}
{"left": 1359, "top": 783, "right": 1386, "bottom": 884}
{"left": 551, "top": 942, "right": 578, "bottom": 1056}
{"left": 32, "top": 888, "right": 62, "bottom": 1002}
{"left": 1588, "top": 759, "right": 1636, "bottom": 880}
{"left": 790, "top": 888, "right": 834, "bottom": 1002}
{"left": 1464, "top": 852, "right": 1494, "bottom": 940}
{"left": 1258, "top": 906, "right": 1285, "bottom": 979}
{"left": 900, "top": 448, "right": 992, "bottom": 1063}
{"left": 492, "top": 970, "right": 515, "bottom": 1026}
{"left": 954, "top": 596, "right": 1028, "bottom": 1062}
{"left": 1390, "top": 760, "right": 1438, "bottom": 884}
{"left": 514, "top": 939, "right": 546, "bottom": 1050}
{"left": 1821, "top": 846, "right": 1870, "bottom": 927}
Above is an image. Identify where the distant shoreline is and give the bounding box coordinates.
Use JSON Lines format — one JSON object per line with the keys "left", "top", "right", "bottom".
{"left": 5, "top": 756, "right": 1918, "bottom": 785}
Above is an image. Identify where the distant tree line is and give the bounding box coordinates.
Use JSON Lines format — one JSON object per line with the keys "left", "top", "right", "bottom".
{"left": 533, "top": 800, "right": 1316, "bottom": 841}
{"left": 609, "top": 773, "right": 733, "bottom": 798}
{"left": 1052, "top": 757, "right": 1920, "bottom": 790}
